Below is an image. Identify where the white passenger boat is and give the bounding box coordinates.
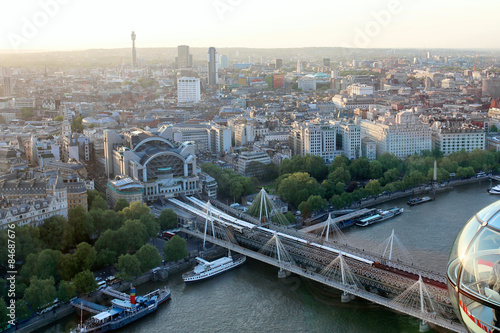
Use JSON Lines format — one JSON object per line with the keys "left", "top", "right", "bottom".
{"left": 489, "top": 185, "right": 500, "bottom": 195}
{"left": 182, "top": 251, "right": 246, "bottom": 283}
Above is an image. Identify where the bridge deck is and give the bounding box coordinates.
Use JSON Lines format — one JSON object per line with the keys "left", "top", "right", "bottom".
{"left": 71, "top": 298, "right": 107, "bottom": 314}
{"left": 301, "top": 208, "right": 376, "bottom": 233}
{"left": 181, "top": 228, "right": 466, "bottom": 333}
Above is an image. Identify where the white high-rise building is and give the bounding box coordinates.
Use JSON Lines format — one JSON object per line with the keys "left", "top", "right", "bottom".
{"left": 360, "top": 111, "right": 432, "bottom": 159}
{"left": 297, "top": 60, "right": 303, "bottom": 73}
{"left": 289, "top": 121, "right": 361, "bottom": 162}
{"left": 177, "top": 77, "right": 200, "bottom": 105}
{"left": 233, "top": 123, "right": 255, "bottom": 146}
{"left": 209, "top": 125, "right": 231, "bottom": 154}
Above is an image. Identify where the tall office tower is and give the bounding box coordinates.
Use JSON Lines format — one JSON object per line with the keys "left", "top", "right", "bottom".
{"left": 2, "top": 77, "right": 11, "bottom": 96}
{"left": 220, "top": 55, "right": 228, "bottom": 68}
{"left": 131, "top": 31, "right": 137, "bottom": 69}
{"left": 274, "top": 58, "right": 282, "bottom": 69}
{"left": 2, "top": 67, "right": 11, "bottom": 97}
{"left": 323, "top": 58, "right": 331, "bottom": 67}
{"left": 177, "top": 45, "right": 192, "bottom": 68}
{"left": 296, "top": 60, "right": 303, "bottom": 73}
{"left": 208, "top": 47, "right": 218, "bottom": 86}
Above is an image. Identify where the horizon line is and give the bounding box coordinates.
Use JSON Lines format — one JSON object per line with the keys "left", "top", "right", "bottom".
{"left": 0, "top": 46, "right": 499, "bottom": 55}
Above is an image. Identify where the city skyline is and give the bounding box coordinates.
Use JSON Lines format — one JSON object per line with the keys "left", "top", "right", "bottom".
{"left": 1, "top": 0, "right": 500, "bottom": 51}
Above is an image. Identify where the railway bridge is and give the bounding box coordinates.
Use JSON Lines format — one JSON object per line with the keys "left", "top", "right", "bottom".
{"left": 168, "top": 196, "right": 465, "bottom": 333}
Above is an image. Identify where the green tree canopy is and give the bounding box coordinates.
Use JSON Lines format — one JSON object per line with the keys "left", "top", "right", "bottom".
{"left": 58, "top": 253, "right": 78, "bottom": 281}
{"left": 285, "top": 211, "right": 295, "bottom": 224}
{"left": 23, "top": 277, "right": 56, "bottom": 311}
{"left": 114, "top": 198, "right": 129, "bottom": 212}
{"left": 88, "top": 209, "right": 124, "bottom": 235}
{"left": 280, "top": 154, "right": 328, "bottom": 181}
{"left": 87, "top": 190, "right": 106, "bottom": 209}
{"left": 15, "top": 300, "right": 31, "bottom": 322}
{"left": 21, "top": 249, "right": 61, "bottom": 282}
{"left": 72, "top": 270, "right": 97, "bottom": 295}
{"left": 54, "top": 115, "right": 64, "bottom": 121}
{"left": 330, "top": 195, "right": 344, "bottom": 209}
{"left": 73, "top": 242, "right": 96, "bottom": 272}
{"left": 39, "top": 215, "right": 66, "bottom": 251}
{"left": 163, "top": 235, "right": 188, "bottom": 262}
{"left": 120, "top": 201, "right": 150, "bottom": 220}
{"left": 0, "top": 298, "right": 8, "bottom": 330}
{"left": 72, "top": 116, "right": 84, "bottom": 132}
{"left": 122, "top": 219, "right": 149, "bottom": 253}
{"left": 68, "top": 206, "right": 94, "bottom": 245}
{"left": 369, "top": 160, "right": 384, "bottom": 179}
{"left": 158, "top": 209, "right": 177, "bottom": 230}
{"left": 139, "top": 214, "right": 160, "bottom": 238}
{"left": 364, "top": 180, "right": 382, "bottom": 195}
{"left": 277, "top": 172, "right": 323, "bottom": 208}
{"left": 348, "top": 157, "right": 370, "bottom": 180}
{"left": 16, "top": 225, "right": 45, "bottom": 261}
{"left": 328, "top": 166, "right": 351, "bottom": 184}
{"left": 201, "top": 163, "right": 255, "bottom": 201}
{"left": 297, "top": 201, "right": 310, "bottom": 219}
{"left": 329, "top": 155, "right": 350, "bottom": 171}
{"left": 57, "top": 280, "right": 76, "bottom": 303}
{"left": 95, "top": 249, "right": 118, "bottom": 269}
{"left": 94, "top": 229, "right": 127, "bottom": 255}
{"left": 91, "top": 196, "right": 108, "bottom": 210}
{"left": 21, "top": 108, "right": 34, "bottom": 119}
{"left": 117, "top": 254, "right": 141, "bottom": 281}
{"left": 135, "top": 244, "right": 162, "bottom": 273}
{"left": 306, "top": 195, "right": 328, "bottom": 212}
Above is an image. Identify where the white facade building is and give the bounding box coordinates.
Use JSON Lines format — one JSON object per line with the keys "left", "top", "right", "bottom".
{"left": 233, "top": 123, "right": 255, "bottom": 146}
{"left": 350, "top": 84, "right": 374, "bottom": 96}
{"left": 289, "top": 121, "right": 361, "bottom": 162}
{"left": 177, "top": 77, "right": 200, "bottom": 104}
{"left": 237, "top": 151, "right": 271, "bottom": 176}
{"left": 431, "top": 122, "right": 485, "bottom": 156}
{"left": 363, "top": 141, "right": 377, "bottom": 160}
{"left": 209, "top": 125, "right": 231, "bottom": 154}
{"left": 360, "top": 111, "right": 432, "bottom": 159}
{"left": 298, "top": 77, "right": 316, "bottom": 91}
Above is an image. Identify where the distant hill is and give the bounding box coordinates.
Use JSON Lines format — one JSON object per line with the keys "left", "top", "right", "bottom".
{"left": 0, "top": 47, "right": 496, "bottom": 68}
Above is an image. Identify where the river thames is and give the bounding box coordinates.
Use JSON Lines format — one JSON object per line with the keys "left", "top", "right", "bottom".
{"left": 41, "top": 181, "right": 497, "bottom": 333}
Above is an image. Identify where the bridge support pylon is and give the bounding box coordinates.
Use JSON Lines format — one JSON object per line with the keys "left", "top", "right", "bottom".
{"left": 341, "top": 292, "right": 351, "bottom": 303}
{"left": 278, "top": 268, "right": 290, "bottom": 278}
{"left": 419, "top": 321, "right": 430, "bottom": 332}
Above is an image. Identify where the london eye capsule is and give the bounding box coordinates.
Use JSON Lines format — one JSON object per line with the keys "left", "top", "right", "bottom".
{"left": 447, "top": 200, "right": 500, "bottom": 332}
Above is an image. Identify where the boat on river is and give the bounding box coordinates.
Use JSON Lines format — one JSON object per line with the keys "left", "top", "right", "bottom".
{"left": 407, "top": 196, "right": 433, "bottom": 206}
{"left": 71, "top": 287, "right": 171, "bottom": 333}
{"left": 488, "top": 185, "right": 500, "bottom": 195}
{"left": 183, "top": 251, "right": 246, "bottom": 283}
{"left": 356, "top": 207, "right": 403, "bottom": 227}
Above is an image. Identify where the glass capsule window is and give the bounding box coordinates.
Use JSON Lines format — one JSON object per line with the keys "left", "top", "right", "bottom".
{"left": 448, "top": 201, "right": 500, "bottom": 333}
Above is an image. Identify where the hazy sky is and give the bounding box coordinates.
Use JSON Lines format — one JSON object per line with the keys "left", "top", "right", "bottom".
{"left": 1, "top": 0, "right": 499, "bottom": 51}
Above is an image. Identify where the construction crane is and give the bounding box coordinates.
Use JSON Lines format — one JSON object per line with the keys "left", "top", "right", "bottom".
{"left": 473, "top": 55, "right": 479, "bottom": 71}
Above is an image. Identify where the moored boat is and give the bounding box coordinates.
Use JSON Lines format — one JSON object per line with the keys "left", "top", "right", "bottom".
{"left": 71, "top": 287, "right": 171, "bottom": 333}
{"left": 407, "top": 196, "right": 433, "bottom": 206}
{"left": 356, "top": 207, "right": 403, "bottom": 227}
{"left": 488, "top": 185, "right": 500, "bottom": 195}
{"left": 183, "top": 251, "right": 246, "bottom": 283}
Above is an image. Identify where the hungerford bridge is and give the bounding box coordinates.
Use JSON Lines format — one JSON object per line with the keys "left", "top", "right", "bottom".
{"left": 168, "top": 192, "right": 466, "bottom": 333}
